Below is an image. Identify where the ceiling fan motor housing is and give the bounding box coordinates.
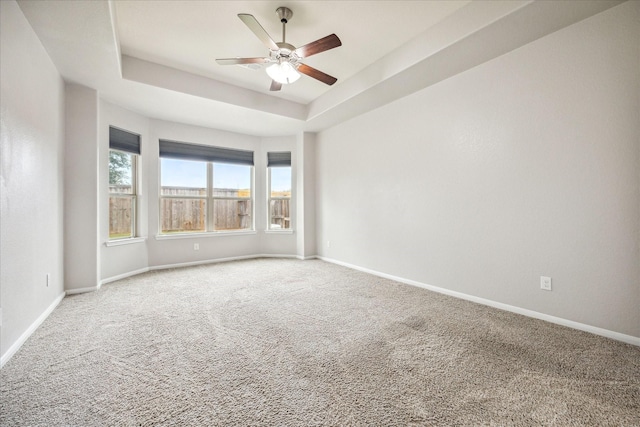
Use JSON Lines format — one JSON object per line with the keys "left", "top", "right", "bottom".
{"left": 273, "top": 42, "right": 297, "bottom": 58}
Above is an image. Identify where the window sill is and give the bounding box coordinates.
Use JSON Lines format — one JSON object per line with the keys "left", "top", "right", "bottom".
{"left": 105, "top": 237, "right": 147, "bottom": 247}
{"left": 264, "top": 229, "right": 295, "bottom": 235}
{"left": 155, "top": 230, "right": 257, "bottom": 240}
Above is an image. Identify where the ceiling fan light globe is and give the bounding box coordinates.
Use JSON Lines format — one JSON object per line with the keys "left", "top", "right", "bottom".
{"left": 266, "top": 62, "right": 300, "bottom": 84}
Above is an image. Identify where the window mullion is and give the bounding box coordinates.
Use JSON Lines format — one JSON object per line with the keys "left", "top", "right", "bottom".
{"left": 207, "top": 162, "right": 214, "bottom": 231}
{"left": 132, "top": 155, "right": 137, "bottom": 237}
{"left": 267, "top": 168, "right": 272, "bottom": 228}
{"left": 251, "top": 165, "right": 255, "bottom": 231}
{"left": 131, "top": 195, "right": 136, "bottom": 237}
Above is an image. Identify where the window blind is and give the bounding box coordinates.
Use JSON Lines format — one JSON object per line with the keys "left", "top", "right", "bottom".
{"left": 159, "top": 139, "right": 254, "bottom": 166}
{"left": 109, "top": 126, "right": 141, "bottom": 155}
{"left": 267, "top": 151, "right": 291, "bottom": 167}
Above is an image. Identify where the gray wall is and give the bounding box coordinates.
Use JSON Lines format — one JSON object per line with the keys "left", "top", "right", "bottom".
{"left": 64, "top": 84, "right": 100, "bottom": 292}
{"left": 0, "top": 1, "right": 66, "bottom": 362}
{"left": 316, "top": 2, "right": 640, "bottom": 338}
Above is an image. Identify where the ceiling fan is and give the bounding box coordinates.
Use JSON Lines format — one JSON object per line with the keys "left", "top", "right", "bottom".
{"left": 215, "top": 7, "right": 342, "bottom": 92}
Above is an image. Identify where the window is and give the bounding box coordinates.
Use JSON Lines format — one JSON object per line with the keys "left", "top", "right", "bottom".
{"left": 213, "top": 163, "right": 252, "bottom": 231}
{"left": 109, "top": 127, "right": 140, "bottom": 240}
{"left": 160, "top": 158, "right": 207, "bottom": 233}
{"left": 159, "top": 140, "right": 254, "bottom": 234}
{"left": 267, "top": 152, "right": 291, "bottom": 230}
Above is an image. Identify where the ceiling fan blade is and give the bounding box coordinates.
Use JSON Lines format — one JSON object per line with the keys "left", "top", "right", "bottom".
{"left": 215, "top": 57, "right": 271, "bottom": 65}
{"left": 297, "top": 63, "right": 338, "bottom": 86}
{"left": 270, "top": 80, "right": 282, "bottom": 91}
{"left": 294, "top": 34, "right": 342, "bottom": 58}
{"left": 238, "top": 14, "right": 279, "bottom": 51}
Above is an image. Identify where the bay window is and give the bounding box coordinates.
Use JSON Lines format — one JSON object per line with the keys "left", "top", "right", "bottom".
{"left": 159, "top": 140, "right": 254, "bottom": 234}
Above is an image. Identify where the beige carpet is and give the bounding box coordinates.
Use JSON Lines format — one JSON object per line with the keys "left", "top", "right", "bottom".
{"left": 1, "top": 258, "right": 638, "bottom": 426}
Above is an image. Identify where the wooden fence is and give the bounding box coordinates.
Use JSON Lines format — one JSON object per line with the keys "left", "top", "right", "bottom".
{"left": 270, "top": 199, "right": 290, "bottom": 229}
{"left": 109, "top": 185, "right": 133, "bottom": 237}
{"left": 109, "top": 186, "right": 260, "bottom": 235}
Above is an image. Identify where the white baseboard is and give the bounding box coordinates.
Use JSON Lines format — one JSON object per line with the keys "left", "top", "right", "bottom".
{"left": 261, "top": 254, "right": 317, "bottom": 261}
{"left": 257, "top": 254, "right": 301, "bottom": 260}
{"left": 100, "top": 267, "right": 150, "bottom": 286}
{"left": 148, "top": 253, "right": 318, "bottom": 272}
{"left": 318, "top": 256, "right": 640, "bottom": 347}
{"left": 65, "top": 284, "right": 101, "bottom": 295}
{"left": 149, "top": 254, "right": 286, "bottom": 272}
{"left": 1, "top": 292, "right": 66, "bottom": 369}
{"left": 96, "top": 254, "right": 316, "bottom": 288}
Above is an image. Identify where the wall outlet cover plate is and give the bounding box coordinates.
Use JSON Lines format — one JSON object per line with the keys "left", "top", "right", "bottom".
{"left": 540, "top": 276, "right": 552, "bottom": 291}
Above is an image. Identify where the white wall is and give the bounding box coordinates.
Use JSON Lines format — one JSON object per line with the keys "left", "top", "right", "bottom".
{"left": 316, "top": 2, "right": 640, "bottom": 338}
{"left": 94, "top": 109, "right": 302, "bottom": 281}
{"left": 146, "top": 120, "right": 298, "bottom": 268}
{"left": 296, "top": 132, "right": 317, "bottom": 259}
{"left": 99, "top": 101, "right": 150, "bottom": 281}
{"left": 145, "top": 120, "right": 293, "bottom": 268}
{"left": 97, "top": 105, "right": 301, "bottom": 281}
{"left": 64, "top": 84, "right": 100, "bottom": 292}
{"left": 0, "top": 0, "right": 65, "bottom": 361}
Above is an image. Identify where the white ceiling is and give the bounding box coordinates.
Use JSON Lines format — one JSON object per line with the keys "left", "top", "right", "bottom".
{"left": 115, "top": 1, "right": 470, "bottom": 105}
{"left": 16, "top": 0, "right": 624, "bottom": 136}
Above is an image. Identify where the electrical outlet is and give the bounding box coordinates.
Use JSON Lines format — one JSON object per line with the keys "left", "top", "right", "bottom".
{"left": 540, "top": 276, "right": 552, "bottom": 291}
{"left": 194, "top": 243, "right": 199, "bottom": 251}
{"left": 327, "top": 241, "right": 331, "bottom": 248}
{"left": 46, "top": 273, "right": 50, "bottom": 287}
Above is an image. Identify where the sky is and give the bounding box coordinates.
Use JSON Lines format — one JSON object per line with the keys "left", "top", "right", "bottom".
{"left": 160, "top": 158, "right": 291, "bottom": 191}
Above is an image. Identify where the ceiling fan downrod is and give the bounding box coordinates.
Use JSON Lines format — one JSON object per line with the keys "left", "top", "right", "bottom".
{"left": 276, "top": 7, "right": 293, "bottom": 43}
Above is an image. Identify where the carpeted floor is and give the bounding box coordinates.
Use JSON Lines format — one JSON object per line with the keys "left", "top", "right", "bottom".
{"left": 1, "top": 258, "right": 639, "bottom": 426}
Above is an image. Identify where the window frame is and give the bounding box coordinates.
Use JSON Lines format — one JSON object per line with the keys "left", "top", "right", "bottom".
{"left": 267, "top": 165, "right": 292, "bottom": 232}
{"left": 108, "top": 148, "right": 138, "bottom": 241}
{"left": 159, "top": 159, "right": 255, "bottom": 235}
